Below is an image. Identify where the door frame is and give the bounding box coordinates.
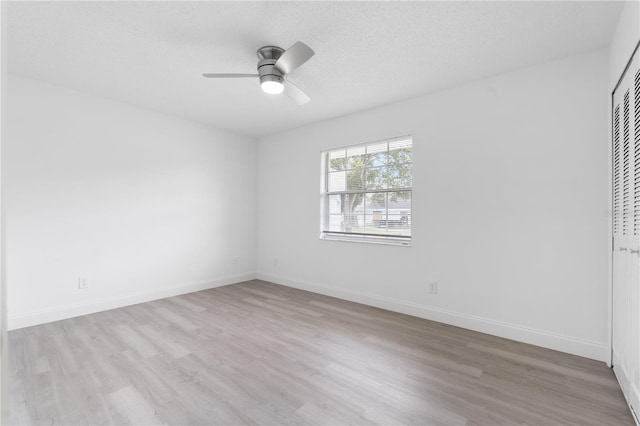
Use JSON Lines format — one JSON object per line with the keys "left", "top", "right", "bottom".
{"left": 610, "top": 39, "right": 640, "bottom": 368}
{"left": 609, "top": 40, "right": 640, "bottom": 426}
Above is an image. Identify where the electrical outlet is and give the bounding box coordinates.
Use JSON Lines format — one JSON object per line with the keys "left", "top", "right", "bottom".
{"left": 78, "top": 277, "right": 88, "bottom": 290}
{"left": 232, "top": 257, "right": 239, "bottom": 265}
{"left": 428, "top": 281, "right": 438, "bottom": 294}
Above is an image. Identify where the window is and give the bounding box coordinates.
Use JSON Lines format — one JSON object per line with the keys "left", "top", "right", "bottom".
{"left": 320, "top": 136, "right": 413, "bottom": 245}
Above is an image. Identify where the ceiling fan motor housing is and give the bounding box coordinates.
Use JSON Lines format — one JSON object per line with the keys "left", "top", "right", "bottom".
{"left": 257, "top": 46, "right": 285, "bottom": 86}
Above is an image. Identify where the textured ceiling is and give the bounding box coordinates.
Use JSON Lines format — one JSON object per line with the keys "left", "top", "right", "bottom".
{"left": 6, "top": 1, "right": 624, "bottom": 138}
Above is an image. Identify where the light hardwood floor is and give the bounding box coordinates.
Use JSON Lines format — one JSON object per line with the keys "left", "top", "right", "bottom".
{"left": 8, "top": 280, "right": 635, "bottom": 425}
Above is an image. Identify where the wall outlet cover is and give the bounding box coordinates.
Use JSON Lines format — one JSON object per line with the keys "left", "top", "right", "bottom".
{"left": 78, "top": 277, "right": 88, "bottom": 290}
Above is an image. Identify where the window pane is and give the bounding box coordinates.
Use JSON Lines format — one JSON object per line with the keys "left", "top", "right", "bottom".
{"left": 388, "top": 191, "right": 412, "bottom": 216}
{"left": 366, "top": 166, "right": 387, "bottom": 190}
{"left": 346, "top": 146, "right": 366, "bottom": 170}
{"left": 327, "top": 191, "right": 411, "bottom": 238}
{"left": 365, "top": 192, "right": 387, "bottom": 230}
{"left": 386, "top": 165, "right": 412, "bottom": 188}
{"left": 328, "top": 194, "right": 342, "bottom": 214}
{"left": 389, "top": 138, "right": 412, "bottom": 151}
{"left": 364, "top": 214, "right": 377, "bottom": 227}
{"left": 329, "top": 150, "right": 347, "bottom": 171}
{"left": 366, "top": 142, "right": 388, "bottom": 167}
{"left": 399, "top": 168, "right": 413, "bottom": 187}
{"left": 365, "top": 192, "right": 387, "bottom": 215}
{"left": 346, "top": 213, "right": 365, "bottom": 233}
{"left": 343, "top": 193, "right": 364, "bottom": 215}
{"left": 389, "top": 139, "right": 412, "bottom": 166}
{"left": 346, "top": 169, "right": 364, "bottom": 191}
{"left": 327, "top": 214, "right": 343, "bottom": 232}
{"left": 328, "top": 171, "right": 346, "bottom": 192}
{"left": 367, "top": 212, "right": 386, "bottom": 229}
{"left": 327, "top": 213, "right": 368, "bottom": 233}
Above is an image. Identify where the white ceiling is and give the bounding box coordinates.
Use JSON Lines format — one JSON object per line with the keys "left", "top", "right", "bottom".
{"left": 6, "top": 1, "right": 624, "bottom": 138}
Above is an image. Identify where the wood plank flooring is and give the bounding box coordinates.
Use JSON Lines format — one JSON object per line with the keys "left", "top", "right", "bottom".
{"left": 7, "top": 280, "right": 635, "bottom": 425}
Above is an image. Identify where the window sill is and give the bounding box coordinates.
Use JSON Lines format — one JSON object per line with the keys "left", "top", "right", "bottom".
{"left": 319, "top": 234, "right": 412, "bottom": 247}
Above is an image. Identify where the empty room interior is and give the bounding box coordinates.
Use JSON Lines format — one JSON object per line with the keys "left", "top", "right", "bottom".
{"left": 1, "top": 0, "right": 640, "bottom": 425}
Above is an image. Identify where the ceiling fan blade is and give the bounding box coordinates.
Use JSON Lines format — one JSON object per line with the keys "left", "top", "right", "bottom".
{"left": 202, "top": 73, "right": 258, "bottom": 78}
{"left": 274, "top": 41, "right": 314, "bottom": 74}
{"left": 284, "top": 80, "right": 311, "bottom": 105}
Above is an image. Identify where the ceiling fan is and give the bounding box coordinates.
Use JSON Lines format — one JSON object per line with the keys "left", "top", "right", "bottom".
{"left": 203, "top": 41, "right": 315, "bottom": 105}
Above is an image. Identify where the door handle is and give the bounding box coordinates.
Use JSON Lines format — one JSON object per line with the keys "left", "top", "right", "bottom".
{"left": 631, "top": 249, "right": 639, "bottom": 255}
{"left": 620, "top": 247, "right": 628, "bottom": 252}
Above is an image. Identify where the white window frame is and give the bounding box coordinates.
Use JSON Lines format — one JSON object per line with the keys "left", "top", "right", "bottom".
{"left": 320, "top": 135, "right": 413, "bottom": 246}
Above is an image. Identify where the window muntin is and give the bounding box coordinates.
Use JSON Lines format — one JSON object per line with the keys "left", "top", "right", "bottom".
{"left": 321, "top": 136, "right": 412, "bottom": 244}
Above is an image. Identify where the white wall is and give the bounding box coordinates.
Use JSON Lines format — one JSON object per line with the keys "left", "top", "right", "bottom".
{"left": 609, "top": 0, "right": 639, "bottom": 91}
{"left": 3, "top": 47, "right": 614, "bottom": 362}
{"left": 5, "top": 75, "right": 257, "bottom": 329}
{"left": 257, "top": 49, "right": 610, "bottom": 361}
{"left": 0, "top": 1, "right": 7, "bottom": 421}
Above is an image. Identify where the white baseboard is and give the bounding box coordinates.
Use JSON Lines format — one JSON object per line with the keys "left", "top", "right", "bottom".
{"left": 7, "top": 272, "right": 257, "bottom": 330}
{"left": 613, "top": 350, "right": 640, "bottom": 425}
{"left": 257, "top": 272, "right": 609, "bottom": 362}
{"left": 10, "top": 270, "right": 609, "bottom": 363}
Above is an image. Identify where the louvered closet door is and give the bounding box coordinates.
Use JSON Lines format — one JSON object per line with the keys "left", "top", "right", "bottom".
{"left": 612, "top": 48, "right": 640, "bottom": 417}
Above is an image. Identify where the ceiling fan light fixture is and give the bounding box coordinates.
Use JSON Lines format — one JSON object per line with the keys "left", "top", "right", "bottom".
{"left": 260, "top": 75, "right": 285, "bottom": 95}
{"left": 261, "top": 80, "right": 284, "bottom": 95}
